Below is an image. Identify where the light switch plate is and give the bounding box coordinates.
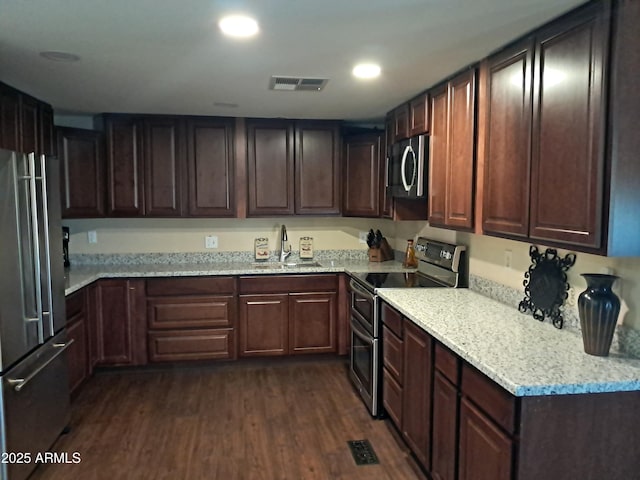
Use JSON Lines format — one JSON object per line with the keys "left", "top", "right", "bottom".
{"left": 87, "top": 230, "right": 97, "bottom": 244}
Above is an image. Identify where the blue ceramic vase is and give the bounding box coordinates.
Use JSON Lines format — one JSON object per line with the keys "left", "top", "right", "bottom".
{"left": 577, "top": 274, "right": 620, "bottom": 356}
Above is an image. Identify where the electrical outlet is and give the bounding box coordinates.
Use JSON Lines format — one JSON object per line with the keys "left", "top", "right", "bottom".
{"left": 205, "top": 235, "right": 218, "bottom": 249}
{"left": 567, "top": 287, "right": 577, "bottom": 307}
{"left": 87, "top": 230, "right": 97, "bottom": 244}
{"left": 358, "top": 231, "right": 368, "bottom": 244}
{"left": 504, "top": 249, "right": 512, "bottom": 268}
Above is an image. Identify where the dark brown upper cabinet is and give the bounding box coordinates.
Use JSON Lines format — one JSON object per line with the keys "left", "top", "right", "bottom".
{"left": 480, "top": 1, "right": 630, "bottom": 254}
{"left": 185, "top": 117, "right": 235, "bottom": 217}
{"left": 0, "top": 83, "right": 21, "bottom": 151}
{"left": 342, "top": 133, "right": 381, "bottom": 217}
{"left": 246, "top": 119, "right": 295, "bottom": 216}
{"left": 246, "top": 119, "right": 340, "bottom": 216}
{"left": 409, "top": 93, "right": 429, "bottom": 136}
{"left": 428, "top": 69, "right": 476, "bottom": 230}
{"left": 0, "top": 82, "right": 53, "bottom": 156}
{"left": 295, "top": 121, "right": 341, "bottom": 215}
{"left": 39, "top": 103, "right": 55, "bottom": 156}
{"left": 482, "top": 39, "right": 534, "bottom": 238}
{"left": 58, "top": 127, "right": 105, "bottom": 218}
{"left": 105, "top": 115, "right": 144, "bottom": 216}
{"left": 393, "top": 104, "right": 409, "bottom": 142}
{"left": 19, "top": 94, "right": 39, "bottom": 155}
{"left": 142, "top": 117, "right": 184, "bottom": 217}
{"left": 529, "top": 2, "right": 608, "bottom": 249}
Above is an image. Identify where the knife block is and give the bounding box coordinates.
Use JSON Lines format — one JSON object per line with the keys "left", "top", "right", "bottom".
{"left": 368, "top": 239, "right": 394, "bottom": 262}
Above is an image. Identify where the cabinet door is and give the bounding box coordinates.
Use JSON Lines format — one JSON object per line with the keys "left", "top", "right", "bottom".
{"left": 186, "top": 117, "right": 235, "bottom": 217}
{"left": 394, "top": 104, "right": 409, "bottom": 142}
{"left": 382, "top": 115, "right": 394, "bottom": 218}
{"left": 0, "top": 84, "right": 20, "bottom": 151}
{"left": 95, "top": 279, "right": 145, "bottom": 366}
{"left": 402, "top": 320, "right": 433, "bottom": 469}
{"left": 446, "top": 70, "right": 476, "bottom": 229}
{"left": 39, "top": 103, "right": 56, "bottom": 156}
{"left": 58, "top": 127, "right": 105, "bottom": 218}
{"left": 343, "top": 133, "right": 381, "bottom": 217}
{"left": 482, "top": 40, "right": 533, "bottom": 237}
{"left": 247, "top": 120, "right": 295, "bottom": 216}
{"left": 383, "top": 367, "right": 403, "bottom": 428}
{"left": 295, "top": 121, "right": 340, "bottom": 215}
{"left": 432, "top": 372, "right": 459, "bottom": 480}
{"left": 106, "top": 116, "right": 144, "bottom": 216}
{"left": 66, "top": 315, "right": 89, "bottom": 395}
{"left": 289, "top": 292, "right": 336, "bottom": 354}
{"left": 429, "top": 84, "right": 449, "bottom": 226}
{"left": 239, "top": 294, "right": 288, "bottom": 356}
{"left": 19, "top": 94, "right": 39, "bottom": 154}
{"left": 459, "top": 398, "right": 513, "bottom": 480}
{"left": 143, "top": 118, "right": 183, "bottom": 216}
{"left": 529, "top": 4, "right": 608, "bottom": 248}
{"left": 409, "top": 93, "right": 429, "bottom": 136}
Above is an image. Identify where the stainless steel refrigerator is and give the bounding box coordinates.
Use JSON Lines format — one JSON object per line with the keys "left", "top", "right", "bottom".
{"left": 0, "top": 148, "right": 71, "bottom": 480}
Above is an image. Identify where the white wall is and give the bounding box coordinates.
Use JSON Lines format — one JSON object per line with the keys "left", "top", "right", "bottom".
{"left": 64, "top": 217, "right": 396, "bottom": 254}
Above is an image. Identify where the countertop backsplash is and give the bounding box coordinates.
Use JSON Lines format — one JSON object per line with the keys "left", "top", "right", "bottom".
{"left": 469, "top": 273, "right": 640, "bottom": 359}
{"left": 69, "top": 249, "right": 369, "bottom": 266}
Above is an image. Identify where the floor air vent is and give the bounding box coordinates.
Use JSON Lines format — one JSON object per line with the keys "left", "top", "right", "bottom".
{"left": 269, "top": 76, "right": 329, "bottom": 91}
{"left": 347, "top": 439, "right": 379, "bottom": 466}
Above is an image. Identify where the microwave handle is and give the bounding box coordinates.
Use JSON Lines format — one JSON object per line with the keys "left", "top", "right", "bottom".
{"left": 401, "top": 145, "right": 417, "bottom": 192}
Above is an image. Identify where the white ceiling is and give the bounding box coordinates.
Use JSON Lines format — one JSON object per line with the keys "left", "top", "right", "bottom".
{"left": 0, "top": 0, "right": 586, "bottom": 121}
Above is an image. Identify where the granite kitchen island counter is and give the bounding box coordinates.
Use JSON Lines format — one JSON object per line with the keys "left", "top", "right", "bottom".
{"left": 377, "top": 288, "right": 640, "bottom": 397}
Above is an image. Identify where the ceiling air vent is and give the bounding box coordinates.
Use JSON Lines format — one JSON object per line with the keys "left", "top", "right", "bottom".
{"left": 269, "top": 76, "right": 329, "bottom": 92}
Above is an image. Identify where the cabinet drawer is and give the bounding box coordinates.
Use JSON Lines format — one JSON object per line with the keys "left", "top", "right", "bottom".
{"left": 435, "top": 342, "right": 460, "bottom": 385}
{"left": 239, "top": 274, "right": 338, "bottom": 294}
{"left": 148, "top": 328, "right": 235, "bottom": 362}
{"left": 383, "top": 367, "right": 403, "bottom": 428}
{"left": 146, "top": 276, "right": 235, "bottom": 296}
{"left": 462, "top": 363, "right": 517, "bottom": 434}
{"left": 147, "top": 296, "right": 235, "bottom": 329}
{"left": 381, "top": 302, "right": 403, "bottom": 337}
{"left": 382, "top": 325, "right": 403, "bottom": 384}
{"left": 66, "top": 289, "right": 86, "bottom": 320}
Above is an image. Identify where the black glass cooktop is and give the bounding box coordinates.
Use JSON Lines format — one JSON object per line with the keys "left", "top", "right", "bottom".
{"left": 351, "top": 272, "right": 446, "bottom": 290}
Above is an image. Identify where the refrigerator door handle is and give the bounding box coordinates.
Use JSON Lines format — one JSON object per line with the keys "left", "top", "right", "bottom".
{"left": 27, "top": 153, "right": 44, "bottom": 343}
{"left": 38, "top": 154, "right": 55, "bottom": 336}
{"left": 6, "top": 339, "right": 75, "bottom": 392}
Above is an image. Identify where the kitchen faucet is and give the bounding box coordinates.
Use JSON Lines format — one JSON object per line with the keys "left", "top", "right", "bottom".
{"left": 279, "top": 224, "right": 291, "bottom": 262}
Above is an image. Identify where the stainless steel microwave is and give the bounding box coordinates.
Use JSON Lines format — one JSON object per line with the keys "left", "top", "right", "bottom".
{"left": 387, "top": 134, "right": 427, "bottom": 198}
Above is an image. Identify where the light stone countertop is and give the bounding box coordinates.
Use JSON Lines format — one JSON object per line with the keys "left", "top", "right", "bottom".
{"left": 64, "top": 259, "right": 410, "bottom": 296}
{"left": 377, "top": 288, "right": 640, "bottom": 397}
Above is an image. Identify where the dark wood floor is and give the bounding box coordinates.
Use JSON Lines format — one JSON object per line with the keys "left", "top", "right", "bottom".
{"left": 33, "top": 358, "right": 424, "bottom": 480}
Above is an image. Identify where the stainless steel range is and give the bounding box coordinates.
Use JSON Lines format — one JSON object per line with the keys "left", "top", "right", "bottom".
{"left": 348, "top": 237, "right": 467, "bottom": 417}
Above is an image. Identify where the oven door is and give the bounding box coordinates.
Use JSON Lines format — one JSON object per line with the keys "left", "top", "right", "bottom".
{"left": 349, "top": 316, "right": 380, "bottom": 417}
{"left": 349, "top": 279, "right": 377, "bottom": 337}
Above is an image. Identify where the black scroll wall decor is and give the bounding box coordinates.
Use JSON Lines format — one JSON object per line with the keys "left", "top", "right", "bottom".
{"left": 518, "top": 246, "right": 576, "bottom": 329}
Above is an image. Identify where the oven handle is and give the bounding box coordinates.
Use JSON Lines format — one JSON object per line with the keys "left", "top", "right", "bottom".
{"left": 349, "top": 279, "right": 373, "bottom": 300}
{"left": 350, "top": 317, "right": 375, "bottom": 345}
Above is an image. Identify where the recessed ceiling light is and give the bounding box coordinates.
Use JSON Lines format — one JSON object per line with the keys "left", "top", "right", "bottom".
{"left": 352, "top": 63, "right": 381, "bottom": 79}
{"left": 219, "top": 15, "right": 259, "bottom": 38}
{"left": 39, "top": 51, "right": 81, "bottom": 62}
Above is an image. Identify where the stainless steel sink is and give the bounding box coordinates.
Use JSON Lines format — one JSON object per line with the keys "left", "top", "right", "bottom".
{"left": 250, "top": 261, "right": 323, "bottom": 269}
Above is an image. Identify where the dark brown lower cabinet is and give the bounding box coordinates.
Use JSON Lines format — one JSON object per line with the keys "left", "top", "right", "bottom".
{"left": 239, "top": 294, "right": 289, "bottom": 356}
{"left": 65, "top": 290, "right": 90, "bottom": 395}
{"left": 458, "top": 398, "right": 513, "bottom": 480}
{"left": 431, "top": 372, "right": 459, "bottom": 480}
{"left": 146, "top": 277, "right": 237, "bottom": 362}
{"left": 402, "top": 320, "right": 433, "bottom": 469}
{"left": 238, "top": 275, "right": 338, "bottom": 357}
{"left": 95, "top": 279, "right": 146, "bottom": 366}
